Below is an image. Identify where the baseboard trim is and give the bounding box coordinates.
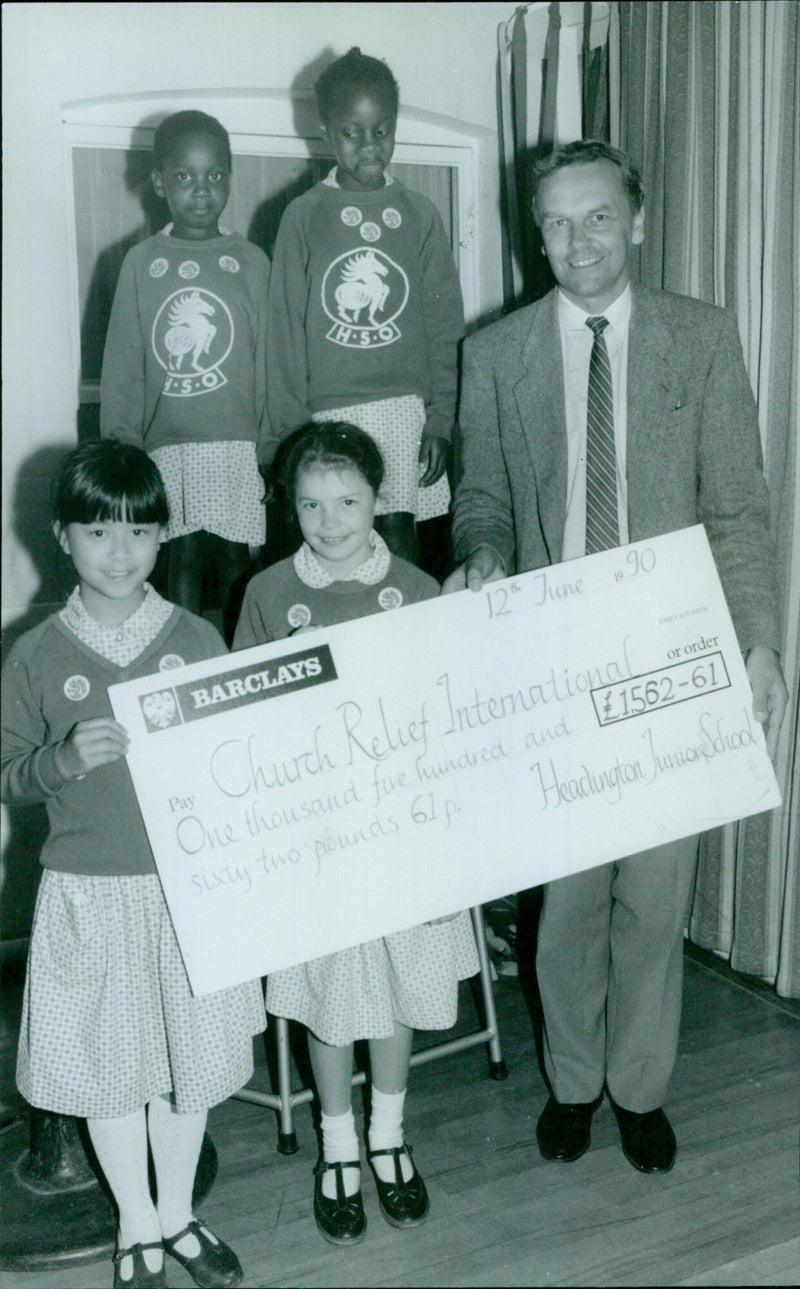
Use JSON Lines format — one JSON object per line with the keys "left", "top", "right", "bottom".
{"left": 684, "top": 939, "right": 800, "bottom": 1019}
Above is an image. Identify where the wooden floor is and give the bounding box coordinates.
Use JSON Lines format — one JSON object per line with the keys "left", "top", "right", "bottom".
{"left": 1, "top": 950, "right": 799, "bottom": 1288}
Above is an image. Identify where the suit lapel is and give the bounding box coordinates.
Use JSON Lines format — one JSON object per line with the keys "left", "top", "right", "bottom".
{"left": 627, "top": 288, "right": 686, "bottom": 524}
{"left": 513, "top": 290, "right": 567, "bottom": 562}
{"left": 508, "top": 287, "right": 685, "bottom": 561}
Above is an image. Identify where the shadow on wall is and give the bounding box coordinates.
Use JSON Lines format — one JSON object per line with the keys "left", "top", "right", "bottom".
{"left": 4, "top": 446, "right": 76, "bottom": 650}
{"left": 2, "top": 446, "right": 77, "bottom": 948}
{"left": 247, "top": 51, "right": 335, "bottom": 262}
{"left": 78, "top": 112, "right": 168, "bottom": 387}
{"left": 500, "top": 141, "right": 557, "bottom": 313}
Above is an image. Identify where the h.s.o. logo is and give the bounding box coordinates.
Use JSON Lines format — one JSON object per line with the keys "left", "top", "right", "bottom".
{"left": 321, "top": 249, "right": 409, "bottom": 349}
{"left": 152, "top": 288, "right": 234, "bottom": 396}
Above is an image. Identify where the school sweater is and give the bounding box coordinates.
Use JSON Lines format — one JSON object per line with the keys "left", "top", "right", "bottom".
{"left": 233, "top": 554, "right": 439, "bottom": 648}
{"left": 265, "top": 178, "right": 465, "bottom": 457}
{"left": 100, "top": 230, "right": 271, "bottom": 460}
{"left": 1, "top": 609, "right": 225, "bottom": 876}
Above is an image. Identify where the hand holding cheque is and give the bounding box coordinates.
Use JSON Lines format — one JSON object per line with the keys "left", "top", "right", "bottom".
{"left": 744, "top": 644, "right": 788, "bottom": 760}
{"left": 444, "top": 556, "right": 787, "bottom": 759}
{"left": 442, "top": 544, "right": 507, "bottom": 592}
{"left": 109, "top": 526, "right": 780, "bottom": 997}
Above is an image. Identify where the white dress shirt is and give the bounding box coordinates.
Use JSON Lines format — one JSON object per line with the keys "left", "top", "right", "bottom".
{"left": 558, "top": 285, "right": 632, "bottom": 560}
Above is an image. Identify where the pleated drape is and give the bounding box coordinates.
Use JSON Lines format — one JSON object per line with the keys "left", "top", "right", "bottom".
{"left": 617, "top": 0, "right": 800, "bottom": 997}
{"left": 497, "top": 1, "right": 616, "bottom": 308}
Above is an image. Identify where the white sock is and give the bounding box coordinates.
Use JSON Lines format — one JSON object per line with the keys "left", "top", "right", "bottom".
{"left": 86, "top": 1110, "right": 163, "bottom": 1275}
{"left": 147, "top": 1095, "right": 207, "bottom": 1257}
{"left": 369, "top": 1087, "right": 413, "bottom": 1182}
{"left": 320, "top": 1107, "right": 360, "bottom": 1198}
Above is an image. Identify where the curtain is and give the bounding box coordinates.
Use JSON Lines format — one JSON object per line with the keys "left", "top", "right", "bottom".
{"left": 618, "top": 0, "right": 800, "bottom": 997}
{"left": 497, "top": 1, "right": 617, "bottom": 308}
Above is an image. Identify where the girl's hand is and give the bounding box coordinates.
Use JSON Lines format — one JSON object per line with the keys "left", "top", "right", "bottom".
{"left": 418, "top": 432, "right": 449, "bottom": 487}
{"left": 55, "top": 718, "right": 130, "bottom": 779}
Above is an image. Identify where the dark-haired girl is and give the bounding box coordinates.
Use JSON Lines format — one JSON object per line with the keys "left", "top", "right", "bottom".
{"left": 266, "top": 48, "right": 464, "bottom": 566}
{"left": 234, "top": 423, "right": 477, "bottom": 1246}
{"left": 101, "top": 109, "right": 270, "bottom": 643}
{"left": 1, "top": 443, "right": 264, "bottom": 1288}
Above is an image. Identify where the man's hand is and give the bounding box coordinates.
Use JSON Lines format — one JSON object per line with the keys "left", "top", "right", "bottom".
{"left": 746, "top": 645, "right": 788, "bottom": 761}
{"left": 418, "top": 431, "right": 449, "bottom": 487}
{"left": 441, "top": 545, "right": 506, "bottom": 594}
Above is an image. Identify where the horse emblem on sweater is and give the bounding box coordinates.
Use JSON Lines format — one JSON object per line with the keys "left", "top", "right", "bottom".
{"left": 334, "top": 252, "right": 389, "bottom": 325}
{"left": 152, "top": 287, "right": 233, "bottom": 396}
{"left": 322, "top": 248, "right": 409, "bottom": 349}
{"left": 164, "top": 292, "right": 217, "bottom": 372}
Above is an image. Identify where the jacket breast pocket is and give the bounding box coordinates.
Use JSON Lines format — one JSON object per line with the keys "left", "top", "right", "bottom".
{"left": 659, "top": 401, "right": 701, "bottom": 454}
{"left": 664, "top": 401, "right": 700, "bottom": 431}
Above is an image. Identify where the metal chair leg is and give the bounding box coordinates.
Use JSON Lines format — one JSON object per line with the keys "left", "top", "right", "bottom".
{"left": 471, "top": 904, "right": 509, "bottom": 1079}
{"left": 275, "top": 1017, "right": 298, "bottom": 1153}
{"left": 233, "top": 902, "right": 509, "bottom": 1145}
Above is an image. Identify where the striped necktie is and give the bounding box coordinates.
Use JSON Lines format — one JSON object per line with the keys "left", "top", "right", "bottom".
{"left": 585, "top": 315, "right": 619, "bottom": 553}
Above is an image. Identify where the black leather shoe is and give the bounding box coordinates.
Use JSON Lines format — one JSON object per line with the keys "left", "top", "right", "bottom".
{"left": 313, "top": 1158, "right": 366, "bottom": 1246}
{"left": 536, "top": 1096, "right": 596, "bottom": 1162}
{"left": 162, "top": 1220, "right": 243, "bottom": 1287}
{"left": 613, "top": 1105, "right": 677, "bottom": 1173}
{"left": 112, "top": 1242, "right": 166, "bottom": 1289}
{"left": 368, "top": 1144, "right": 429, "bottom": 1228}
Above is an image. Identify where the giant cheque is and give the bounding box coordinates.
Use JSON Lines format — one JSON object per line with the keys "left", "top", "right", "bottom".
{"left": 109, "top": 526, "right": 781, "bottom": 994}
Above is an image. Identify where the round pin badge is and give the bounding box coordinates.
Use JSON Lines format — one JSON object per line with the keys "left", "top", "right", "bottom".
{"left": 149, "top": 258, "right": 169, "bottom": 278}
{"left": 64, "top": 675, "right": 90, "bottom": 701}
{"left": 178, "top": 261, "right": 200, "bottom": 279}
{"left": 219, "top": 256, "right": 240, "bottom": 273}
{"left": 378, "top": 587, "right": 403, "bottom": 610}
{"left": 159, "top": 654, "right": 185, "bottom": 670}
{"left": 360, "top": 222, "right": 381, "bottom": 243}
{"left": 287, "top": 603, "right": 312, "bottom": 629}
{"left": 341, "top": 206, "right": 363, "bottom": 227}
{"left": 382, "top": 208, "right": 402, "bottom": 229}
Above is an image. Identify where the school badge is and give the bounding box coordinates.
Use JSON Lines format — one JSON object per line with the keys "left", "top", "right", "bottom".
{"left": 287, "top": 604, "right": 312, "bottom": 629}
{"left": 159, "top": 654, "right": 186, "bottom": 670}
{"left": 378, "top": 587, "right": 403, "bottom": 610}
{"left": 63, "top": 675, "right": 90, "bottom": 701}
{"left": 152, "top": 289, "right": 233, "bottom": 397}
{"left": 321, "top": 249, "right": 409, "bottom": 349}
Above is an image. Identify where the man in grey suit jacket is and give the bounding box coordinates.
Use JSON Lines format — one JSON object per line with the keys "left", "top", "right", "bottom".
{"left": 446, "top": 141, "right": 787, "bottom": 1173}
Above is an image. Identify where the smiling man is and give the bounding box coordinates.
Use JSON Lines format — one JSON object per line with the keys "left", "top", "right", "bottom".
{"left": 446, "top": 140, "right": 787, "bottom": 1173}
